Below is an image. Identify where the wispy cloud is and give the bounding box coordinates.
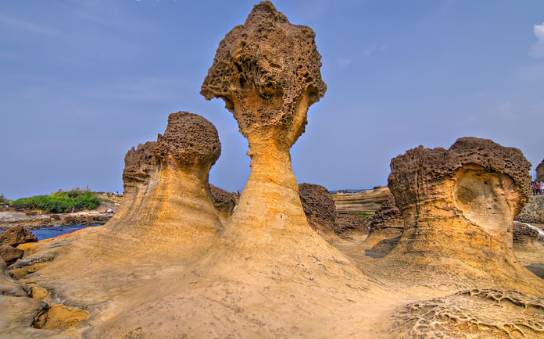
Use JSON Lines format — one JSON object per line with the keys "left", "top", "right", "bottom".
{"left": 0, "top": 13, "right": 63, "bottom": 37}
{"left": 362, "top": 44, "right": 387, "bottom": 57}
{"left": 530, "top": 22, "right": 544, "bottom": 58}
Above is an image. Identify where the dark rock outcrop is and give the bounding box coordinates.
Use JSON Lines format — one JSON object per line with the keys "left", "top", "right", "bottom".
{"left": 513, "top": 221, "right": 543, "bottom": 243}
{"left": 517, "top": 195, "right": 544, "bottom": 224}
{"left": 537, "top": 159, "right": 544, "bottom": 182}
{"left": 335, "top": 214, "right": 369, "bottom": 235}
{"left": 0, "top": 226, "right": 37, "bottom": 247}
{"left": 298, "top": 183, "right": 336, "bottom": 233}
{"left": 368, "top": 193, "right": 403, "bottom": 233}
{"left": 209, "top": 185, "right": 238, "bottom": 219}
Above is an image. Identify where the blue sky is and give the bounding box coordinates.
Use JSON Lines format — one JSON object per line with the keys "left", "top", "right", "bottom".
{"left": 1, "top": 0, "right": 543, "bottom": 198}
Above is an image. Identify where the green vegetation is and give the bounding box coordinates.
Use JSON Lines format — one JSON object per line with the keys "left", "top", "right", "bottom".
{"left": 10, "top": 189, "right": 100, "bottom": 213}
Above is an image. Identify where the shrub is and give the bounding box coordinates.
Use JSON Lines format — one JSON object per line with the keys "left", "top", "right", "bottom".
{"left": 10, "top": 189, "right": 100, "bottom": 213}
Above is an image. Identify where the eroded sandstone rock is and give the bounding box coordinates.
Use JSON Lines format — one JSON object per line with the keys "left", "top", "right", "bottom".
{"left": 26, "top": 111, "right": 225, "bottom": 312}
{"left": 298, "top": 183, "right": 336, "bottom": 233}
{"left": 106, "top": 111, "right": 223, "bottom": 241}
{"left": 386, "top": 137, "right": 541, "bottom": 290}
{"left": 368, "top": 193, "right": 403, "bottom": 233}
{"left": 392, "top": 289, "right": 544, "bottom": 338}
{"left": 0, "top": 226, "right": 37, "bottom": 247}
{"left": 209, "top": 184, "right": 238, "bottom": 222}
{"left": 0, "top": 245, "right": 23, "bottom": 266}
{"left": 201, "top": 0, "right": 328, "bottom": 240}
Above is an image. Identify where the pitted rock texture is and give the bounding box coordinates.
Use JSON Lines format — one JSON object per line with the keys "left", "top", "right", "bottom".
{"left": 537, "top": 160, "right": 544, "bottom": 181}
{"left": 155, "top": 112, "right": 221, "bottom": 168}
{"left": 392, "top": 289, "right": 544, "bottom": 338}
{"left": 335, "top": 213, "right": 369, "bottom": 235}
{"left": 201, "top": 1, "right": 326, "bottom": 142}
{"left": 381, "top": 137, "right": 543, "bottom": 292}
{"left": 513, "top": 221, "right": 544, "bottom": 243}
{"left": 517, "top": 195, "right": 544, "bottom": 224}
{"left": 0, "top": 245, "right": 23, "bottom": 265}
{"left": 389, "top": 137, "right": 531, "bottom": 216}
{"left": 209, "top": 184, "right": 238, "bottom": 218}
{"left": 123, "top": 141, "right": 158, "bottom": 188}
{"left": 298, "top": 183, "right": 336, "bottom": 233}
{"left": 368, "top": 193, "right": 403, "bottom": 233}
{"left": 0, "top": 226, "right": 37, "bottom": 247}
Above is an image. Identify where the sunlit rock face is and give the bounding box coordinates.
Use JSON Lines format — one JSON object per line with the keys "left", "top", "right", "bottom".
{"left": 386, "top": 137, "right": 539, "bottom": 289}
{"left": 107, "top": 111, "right": 222, "bottom": 241}
{"left": 29, "top": 112, "right": 224, "bottom": 307}
{"left": 201, "top": 0, "right": 327, "bottom": 240}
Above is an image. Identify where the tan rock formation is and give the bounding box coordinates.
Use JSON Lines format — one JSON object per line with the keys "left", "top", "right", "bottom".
{"left": 384, "top": 137, "right": 542, "bottom": 291}
{"left": 201, "top": 1, "right": 326, "bottom": 243}
{"left": 24, "top": 111, "right": 224, "bottom": 310}
{"left": 0, "top": 226, "right": 37, "bottom": 247}
{"left": 333, "top": 186, "right": 390, "bottom": 215}
{"left": 106, "top": 111, "right": 223, "bottom": 242}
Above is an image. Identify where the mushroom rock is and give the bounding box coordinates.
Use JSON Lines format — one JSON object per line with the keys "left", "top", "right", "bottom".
{"left": 109, "top": 111, "right": 223, "bottom": 241}
{"left": 385, "top": 137, "right": 543, "bottom": 291}
{"left": 537, "top": 159, "right": 544, "bottom": 181}
{"left": 27, "top": 112, "right": 224, "bottom": 305}
{"left": 298, "top": 183, "right": 337, "bottom": 233}
{"left": 201, "top": 0, "right": 327, "bottom": 243}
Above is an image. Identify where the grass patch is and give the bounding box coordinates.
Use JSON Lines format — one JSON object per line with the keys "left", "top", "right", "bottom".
{"left": 10, "top": 189, "right": 100, "bottom": 213}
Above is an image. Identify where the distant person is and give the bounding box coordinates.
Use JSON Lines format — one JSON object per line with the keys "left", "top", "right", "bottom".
{"left": 540, "top": 181, "right": 544, "bottom": 195}
{"left": 536, "top": 181, "right": 542, "bottom": 195}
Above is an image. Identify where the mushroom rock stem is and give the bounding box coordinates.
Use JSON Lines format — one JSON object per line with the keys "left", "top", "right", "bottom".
{"left": 231, "top": 141, "right": 307, "bottom": 237}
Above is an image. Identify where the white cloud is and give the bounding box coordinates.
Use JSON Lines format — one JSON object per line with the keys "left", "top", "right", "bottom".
{"left": 0, "top": 13, "right": 63, "bottom": 37}
{"left": 530, "top": 22, "right": 544, "bottom": 58}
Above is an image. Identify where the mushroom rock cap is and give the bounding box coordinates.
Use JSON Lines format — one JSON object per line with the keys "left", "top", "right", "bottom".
{"left": 155, "top": 112, "right": 221, "bottom": 168}
{"left": 123, "top": 141, "right": 158, "bottom": 188}
{"left": 201, "top": 1, "right": 326, "bottom": 136}
{"left": 389, "top": 137, "right": 531, "bottom": 216}
{"left": 299, "top": 183, "right": 336, "bottom": 233}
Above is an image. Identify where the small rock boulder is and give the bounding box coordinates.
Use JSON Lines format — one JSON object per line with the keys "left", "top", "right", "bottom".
{"left": 0, "top": 245, "right": 24, "bottom": 265}
{"left": 0, "top": 226, "right": 37, "bottom": 247}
